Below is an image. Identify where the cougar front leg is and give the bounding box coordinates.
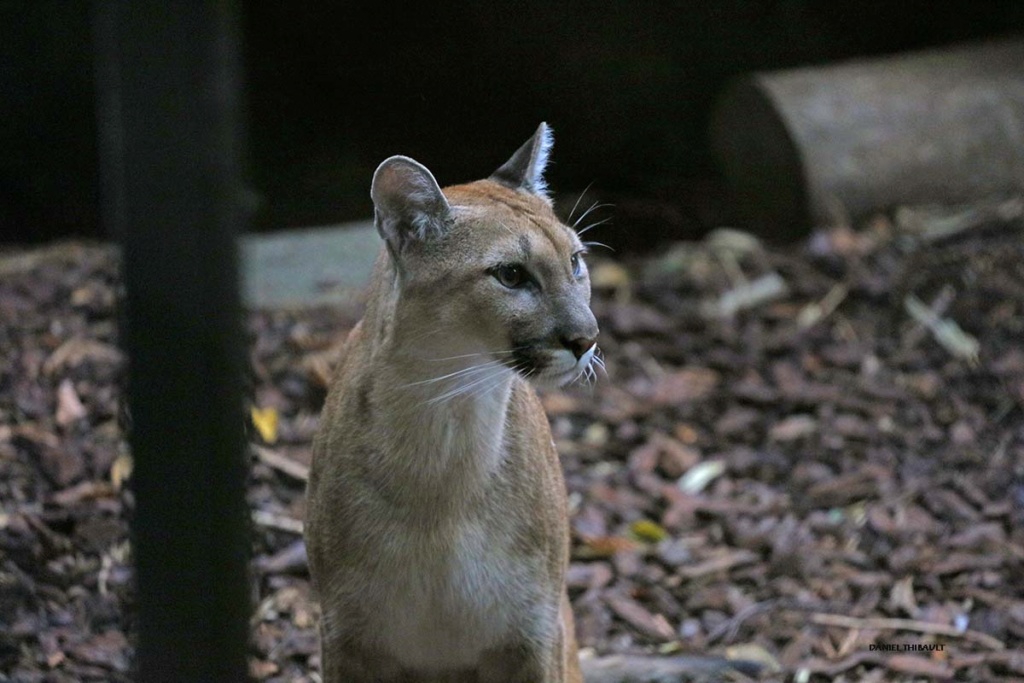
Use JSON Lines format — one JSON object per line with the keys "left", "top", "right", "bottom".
{"left": 478, "top": 623, "right": 574, "bottom": 683}
{"left": 478, "top": 643, "right": 552, "bottom": 683}
{"left": 319, "top": 627, "right": 403, "bottom": 683}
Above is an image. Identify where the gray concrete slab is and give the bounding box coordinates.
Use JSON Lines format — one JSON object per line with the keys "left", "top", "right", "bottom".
{"left": 241, "top": 220, "right": 379, "bottom": 308}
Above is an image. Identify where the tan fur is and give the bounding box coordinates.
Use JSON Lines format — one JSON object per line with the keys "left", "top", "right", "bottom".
{"left": 306, "top": 152, "right": 595, "bottom": 682}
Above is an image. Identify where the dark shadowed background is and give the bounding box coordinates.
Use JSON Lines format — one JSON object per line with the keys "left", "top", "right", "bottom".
{"left": 3, "top": 0, "right": 1024, "bottom": 246}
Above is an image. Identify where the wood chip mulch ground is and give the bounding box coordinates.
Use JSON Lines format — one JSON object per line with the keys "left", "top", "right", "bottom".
{"left": 2, "top": 210, "right": 1023, "bottom": 682}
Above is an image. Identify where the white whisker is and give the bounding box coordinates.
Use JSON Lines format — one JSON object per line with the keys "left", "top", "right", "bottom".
{"left": 427, "top": 366, "right": 510, "bottom": 406}
{"left": 404, "top": 323, "right": 451, "bottom": 346}
{"left": 572, "top": 202, "right": 613, "bottom": 229}
{"left": 425, "top": 349, "right": 519, "bottom": 363}
{"left": 565, "top": 181, "right": 595, "bottom": 226}
{"left": 576, "top": 216, "right": 612, "bottom": 237}
{"left": 466, "top": 367, "right": 518, "bottom": 402}
{"left": 403, "top": 361, "right": 501, "bottom": 388}
{"left": 571, "top": 201, "right": 600, "bottom": 228}
{"left": 581, "top": 240, "right": 614, "bottom": 252}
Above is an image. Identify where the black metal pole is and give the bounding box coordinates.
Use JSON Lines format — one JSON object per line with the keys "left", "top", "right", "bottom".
{"left": 93, "top": 2, "right": 251, "bottom": 681}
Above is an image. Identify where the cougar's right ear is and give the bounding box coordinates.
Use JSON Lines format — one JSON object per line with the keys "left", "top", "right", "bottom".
{"left": 490, "top": 122, "right": 553, "bottom": 200}
{"left": 371, "top": 156, "right": 451, "bottom": 255}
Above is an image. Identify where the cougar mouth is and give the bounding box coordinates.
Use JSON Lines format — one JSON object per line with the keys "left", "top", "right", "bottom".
{"left": 503, "top": 341, "right": 599, "bottom": 387}
{"left": 503, "top": 342, "right": 548, "bottom": 378}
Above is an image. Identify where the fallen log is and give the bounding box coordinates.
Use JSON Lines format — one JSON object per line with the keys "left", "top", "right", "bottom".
{"left": 711, "top": 38, "right": 1024, "bottom": 236}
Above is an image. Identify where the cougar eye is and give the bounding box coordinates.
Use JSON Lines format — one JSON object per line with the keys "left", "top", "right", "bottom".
{"left": 571, "top": 252, "right": 584, "bottom": 277}
{"left": 493, "top": 264, "right": 526, "bottom": 288}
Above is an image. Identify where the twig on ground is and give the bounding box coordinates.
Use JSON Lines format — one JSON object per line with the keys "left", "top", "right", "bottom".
{"left": 253, "top": 445, "right": 310, "bottom": 482}
{"left": 797, "top": 282, "right": 849, "bottom": 329}
{"left": 895, "top": 197, "right": 1024, "bottom": 243}
{"left": 706, "top": 600, "right": 779, "bottom": 645}
{"left": 252, "top": 510, "right": 304, "bottom": 535}
{"left": 903, "top": 293, "right": 980, "bottom": 365}
{"left": 677, "top": 550, "right": 758, "bottom": 580}
{"left": 900, "top": 285, "right": 956, "bottom": 350}
{"left": 702, "top": 272, "right": 789, "bottom": 319}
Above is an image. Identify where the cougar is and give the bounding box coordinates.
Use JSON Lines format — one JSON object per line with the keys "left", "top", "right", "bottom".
{"left": 305, "top": 123, "right": 594, "bottom": 682}
{"left": 303, "top": 124, "right": 759, "bottom": 683}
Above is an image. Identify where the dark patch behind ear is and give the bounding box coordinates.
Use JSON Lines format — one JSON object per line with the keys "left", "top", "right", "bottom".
{"left": 370, "top": 155, "right": 451, "bottom": 254}
{"left": 489, "top": 122, "right": 553, "bottom": 199}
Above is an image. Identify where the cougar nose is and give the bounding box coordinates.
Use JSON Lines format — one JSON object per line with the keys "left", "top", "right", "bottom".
{"left": 562, "top": 336, "right": 596, "bottom": 360}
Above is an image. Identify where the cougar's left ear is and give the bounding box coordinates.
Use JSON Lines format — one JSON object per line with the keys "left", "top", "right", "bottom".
{"left": 371, "top": 155, "right": 451, "bottom": 255}
{"left": 490, "top": 122, "right": 553, "bottom": 200}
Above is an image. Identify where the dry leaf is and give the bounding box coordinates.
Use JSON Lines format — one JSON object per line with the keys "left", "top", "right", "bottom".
{"left": 630, "top": 519, "right": 670, "bottom": 543}
{"left": 542, "top": 392, "right": 580, "bottom": 415}
{"left": 43, "top": 338, "right": 124, "bottom": 375}
{"left": 68, "top": 630, "right": 130, "bottom": 672}
{"left": 249, "top": 659, "right": 280, "bottom": 679}
{"left": 581, "top": 422, "right": 609, "bottom": 447}
{"left": 655, "top": 436, "right": 701, "bottom": 478}
{"left": 651, "top": 367, "right": 720, "bottom": 405}
{"left": 300, "top": 352, "right": 334, "bottom": 389}
{"left": 725, "top": 643, "right": 782, "bottom": 673}
{"left": 678, "top": 460, "right": 726, "bottom": 494}
{"left": 577, "top": 535, "right": 641, "bottom": 558}
{"left": 889, "top": 576, "right": 919, "bottom": 617}
{"left": 257, "top": 540, "right": 309, "bottom": 576}
{"left": 56, "top": 378, "right": 87, "bottom": 426}
{"left": 251, "top": 406, "right": 280, "bottom": 444}
{"left": 672, "top": 423, "right": 699, "bottom": 444}
{"left": 590, "top": 262, "right": 631, "bottom": 290}
{"left": 604, "top": 592, "right": 676, "bottom": 641}
{"left": 51, "top": 480, "right": 116, "bottom": 506}
{"left": 110, "top": 452, "right": 134, "bottom": 489}
{"left": 769, "top": 414, "right": 817, "bottom": 442}
{"left": 886, "top": 654, "right": 954, "bottom": 678}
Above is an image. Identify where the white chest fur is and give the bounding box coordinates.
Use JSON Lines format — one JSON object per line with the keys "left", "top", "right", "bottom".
{"left": 368, "top": 519, "right": 544, "bottom": 670}
{"left": 354, "top": 375, "right": 551, "bottom": 670}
